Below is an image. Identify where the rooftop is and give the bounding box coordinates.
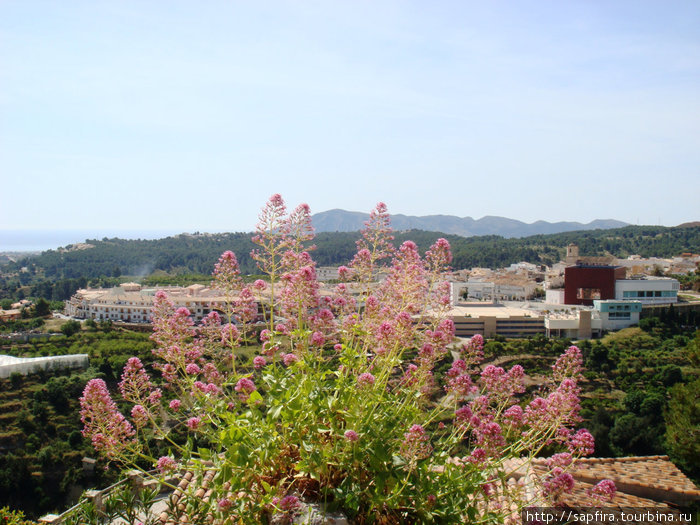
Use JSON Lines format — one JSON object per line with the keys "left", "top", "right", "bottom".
{"left": 448, "top": 304, "right": 542, "bottom": 319}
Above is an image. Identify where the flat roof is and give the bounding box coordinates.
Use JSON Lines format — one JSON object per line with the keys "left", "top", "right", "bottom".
{"left": 447, "top": 304, "right": 543, "bottom": 319}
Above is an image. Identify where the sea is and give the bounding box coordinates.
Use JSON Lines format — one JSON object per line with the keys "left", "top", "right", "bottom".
{"left": 0, "top": 229, "right": 184, "bottom": 253}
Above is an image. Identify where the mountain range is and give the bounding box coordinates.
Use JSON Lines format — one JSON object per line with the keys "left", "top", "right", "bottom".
{"left": 311, "top": 210, "right": 628, "bottom": 238}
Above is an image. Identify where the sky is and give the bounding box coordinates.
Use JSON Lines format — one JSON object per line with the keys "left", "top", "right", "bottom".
{"left": 1, "top": 0, "right": 699, "bottom": 242}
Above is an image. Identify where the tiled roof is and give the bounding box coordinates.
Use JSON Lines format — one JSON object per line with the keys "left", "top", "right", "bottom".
{"left": 154, "top": 456, "right": 699, "bottom": 524}
{"left": 557, "top": 455, "right": 699, "bottom": 507}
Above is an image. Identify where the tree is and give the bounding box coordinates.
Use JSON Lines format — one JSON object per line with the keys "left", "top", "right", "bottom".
{"left": 34, "top": 298, "right": 50, "bottom": 317}
{"left": 665, "top": 378, "right": 700, "bottom": 480}
{"left": 60, "top": 320, "right": 81, "bottom": 337}
{"left": 9, "top": 372, "right": 22, "bottom": 390}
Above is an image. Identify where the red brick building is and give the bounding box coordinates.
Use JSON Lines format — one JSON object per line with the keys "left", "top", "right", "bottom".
{"left": 564, "top": 265, "right": 626, "bottom": 306}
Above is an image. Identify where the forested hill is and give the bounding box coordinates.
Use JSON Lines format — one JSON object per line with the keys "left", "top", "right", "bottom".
{"left": 3, "top": 225, "right": 699, "bottom": 284}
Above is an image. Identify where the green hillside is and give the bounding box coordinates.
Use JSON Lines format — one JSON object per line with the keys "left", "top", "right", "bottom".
{"left": 1, "top": 225, "right": 698, "bottom": 301}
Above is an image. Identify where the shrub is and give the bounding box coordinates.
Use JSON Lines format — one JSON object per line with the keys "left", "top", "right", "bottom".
{"left": 79, "top": 196, "right": 612, "bottom": 523}
{"left": 0, "top": 507, "right": 37, "bottom": 525}
{"left": 60, "top": 320, "right": 81, "bottom": 337}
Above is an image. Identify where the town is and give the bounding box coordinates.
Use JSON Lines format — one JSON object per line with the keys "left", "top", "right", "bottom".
{"left": 59, "top": 243, "right": 697, "bottom": 340}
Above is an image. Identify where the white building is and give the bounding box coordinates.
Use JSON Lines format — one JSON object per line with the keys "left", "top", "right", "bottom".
{"left": 452, "top": 280, "right": 537, "bottom": 303}
{"left": 65, "top": 283, "right": 229, "bottom": 323}
{"left": 0, "top": 354, "right": 89, "bottom": 378}
{"left": 614, "top": 277, "right": 679, "bottom": 304}
{"left": 545, "top": 289, "right": 565, "bottom": 305}
{"left": 544, "top": 300, "right": 643, "bottom": 339}
{"left": 316, "top": 266, "right": 341, "bottom": 282}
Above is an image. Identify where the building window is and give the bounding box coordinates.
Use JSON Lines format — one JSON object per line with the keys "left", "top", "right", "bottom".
{"left": 577, "top": 288, "right": 601, "bottom": 300}
{"left": 609, "top": 312, "right": 631, "bottom": 320}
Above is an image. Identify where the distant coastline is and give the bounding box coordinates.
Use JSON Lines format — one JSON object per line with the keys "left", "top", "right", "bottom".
{"left": 0, "top": 229, "right": 183, "bottom": 252}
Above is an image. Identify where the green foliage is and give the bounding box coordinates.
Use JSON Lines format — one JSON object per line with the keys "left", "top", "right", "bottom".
{"left": 0, "top": 316, "right": 45, "bottom": 333}
{"left": 481, "top": 318, "right": 699, "bottom": 478}
{"left": 63, "top": 485, "right": 161, "bottom": 525}
{"left": 33, "top": 298, "right": 51, "bottom": 317}
{"left": 0, "top": 328, "right": 153, "bottom": 518}
{"left": 4, "top": 226, "right": 698, "bottom": 298}
{"left": 0, "top": 507, "right": 37, "bottom": 525}
{"left": 74, "top": 200, "right": 597, "bottom": 523}
{"left": 9, "top": 372, "right": 22, "bottom": 389}
{"left": 609, "top": 414, "right": 663, "bottom": 456}
{"left": 665, "top": 378, "right": 700, "bottom": 481}
{"left": 61, "top": 320, "right": 82, "bottom": 337}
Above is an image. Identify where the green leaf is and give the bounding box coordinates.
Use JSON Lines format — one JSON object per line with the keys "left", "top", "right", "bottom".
{"left": 248, "top": 389, "right": 263, "bottom": 404}
{"left": 269, "top": 404, "right": 283, "bottom": 420}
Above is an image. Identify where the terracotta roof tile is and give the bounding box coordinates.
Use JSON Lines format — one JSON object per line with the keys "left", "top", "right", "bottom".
{"left": 568, "top": 455, "right": 700, "bottom": 506}
{"left": 156, "top": 456, "right": 699, "bottom": 524}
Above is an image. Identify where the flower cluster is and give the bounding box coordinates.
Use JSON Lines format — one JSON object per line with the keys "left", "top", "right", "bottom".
{"left": 78, "top": 195, "right": 610, "bottom": 524}
{"left": 400, "top": 424, "right": 433, "bottom": 461}
{"left": 80, "top": 379, "right": 135, "bottom": 460}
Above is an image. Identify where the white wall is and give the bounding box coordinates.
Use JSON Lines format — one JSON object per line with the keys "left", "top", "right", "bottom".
{"left": 0, "top": 354, "right": 89, "bottom": 378}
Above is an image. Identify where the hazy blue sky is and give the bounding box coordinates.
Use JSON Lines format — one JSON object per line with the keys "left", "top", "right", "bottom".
{"left": 1, "top": 0, "right": 699, "bottom": 235}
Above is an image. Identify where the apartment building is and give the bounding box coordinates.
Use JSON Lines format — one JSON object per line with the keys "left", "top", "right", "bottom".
{"left": 65, "top": 283, "right": 228, "bottom": 323}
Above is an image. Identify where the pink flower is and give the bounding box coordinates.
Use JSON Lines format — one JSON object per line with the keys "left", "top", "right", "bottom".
{"left": 481, "top": 364, "right": 524, "bottom": 400}
{"left": 475, "top": 421, "right": 505, "bottom": 454}
{"left": 253, "top": 356, "right": 267, "bottom": 369}
{"left": 186, "top": 417, "right": 201, "bottom": 430}
{"left": 547, "top": 452, "right": 573, "bottom": 469}
{"left": 235, "top": 377, "right": 256, "bottom": 401}
{"left": 464, "top": 334, "right": 484, "bottom": 354}
{"left": 588, "top": 479, "right": 616, "bottom": 505}
{"left": 169, "top": 399, "right": 181, "bottom": 411}
{"left": 543, "top": 467, "right": 575, "bottom": 503}
{"left": 455, "top": 405, "right": 473, "bottom": 424}
{"left": 279, "top": 495, "right": 301, "bottom": 513}
{"left": 131, "top": 405, "right": 148, "bottom": 427}
{"left": 221, "top": 323, "right": 240, "bottom": 346}
{"left": 425, "top": 238, "right": 453, "bottom": 269}
{"left": 282, "top": 353, "right": 298, "bottom": 366}
{"left": 446, "top": 373, "right": 476, "bottom": 399}
{"left": 156, "top": 456, "right": 177, "bottom": 474}
{"left": 338, "top": 266, "right": 352, "bottom": 280}
{"left": 357, "top": 372, "right": 375, "bottom": 388}
{"left": 218, "top": 497, "right": 233, "bottom": 511}
{"left": 568, "top": 428, "right": 595, "bottom": 456}
{"left": 553, "top": 345, "right": 583, "bottom": 381}
{"left": 400, "top": 424, "right": 432, "bottom": 460}
{"left": 344, "top": 430, "right": 359, "bottom": 442}
{"left": 467, "top": 447, "right": 487, "bottom": 465}
{"left": 80, "top": 379, "right": 135, "bottom": 460}
{"left": 310, "top": 331, "right": 325, "bottom": 346}
{"left": 502, "top": 405, "right": 524, "bottom": 426}
{"left": 205, "top": 383, "right": 221, "bottom": 396}
{"left": 185, "top": 363, "right": 200, "bottom": 375}
{"left": 253, "top": 279, "right": 267, "bottom": 291}
{"left": 118, "top": 357, "right": 154, "bottom": 404}
{"left": 213, "top": 251, "right": 243, "bottom": 296}
{"left": 147, "top": 388, "right": 162, "bottom": 404}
